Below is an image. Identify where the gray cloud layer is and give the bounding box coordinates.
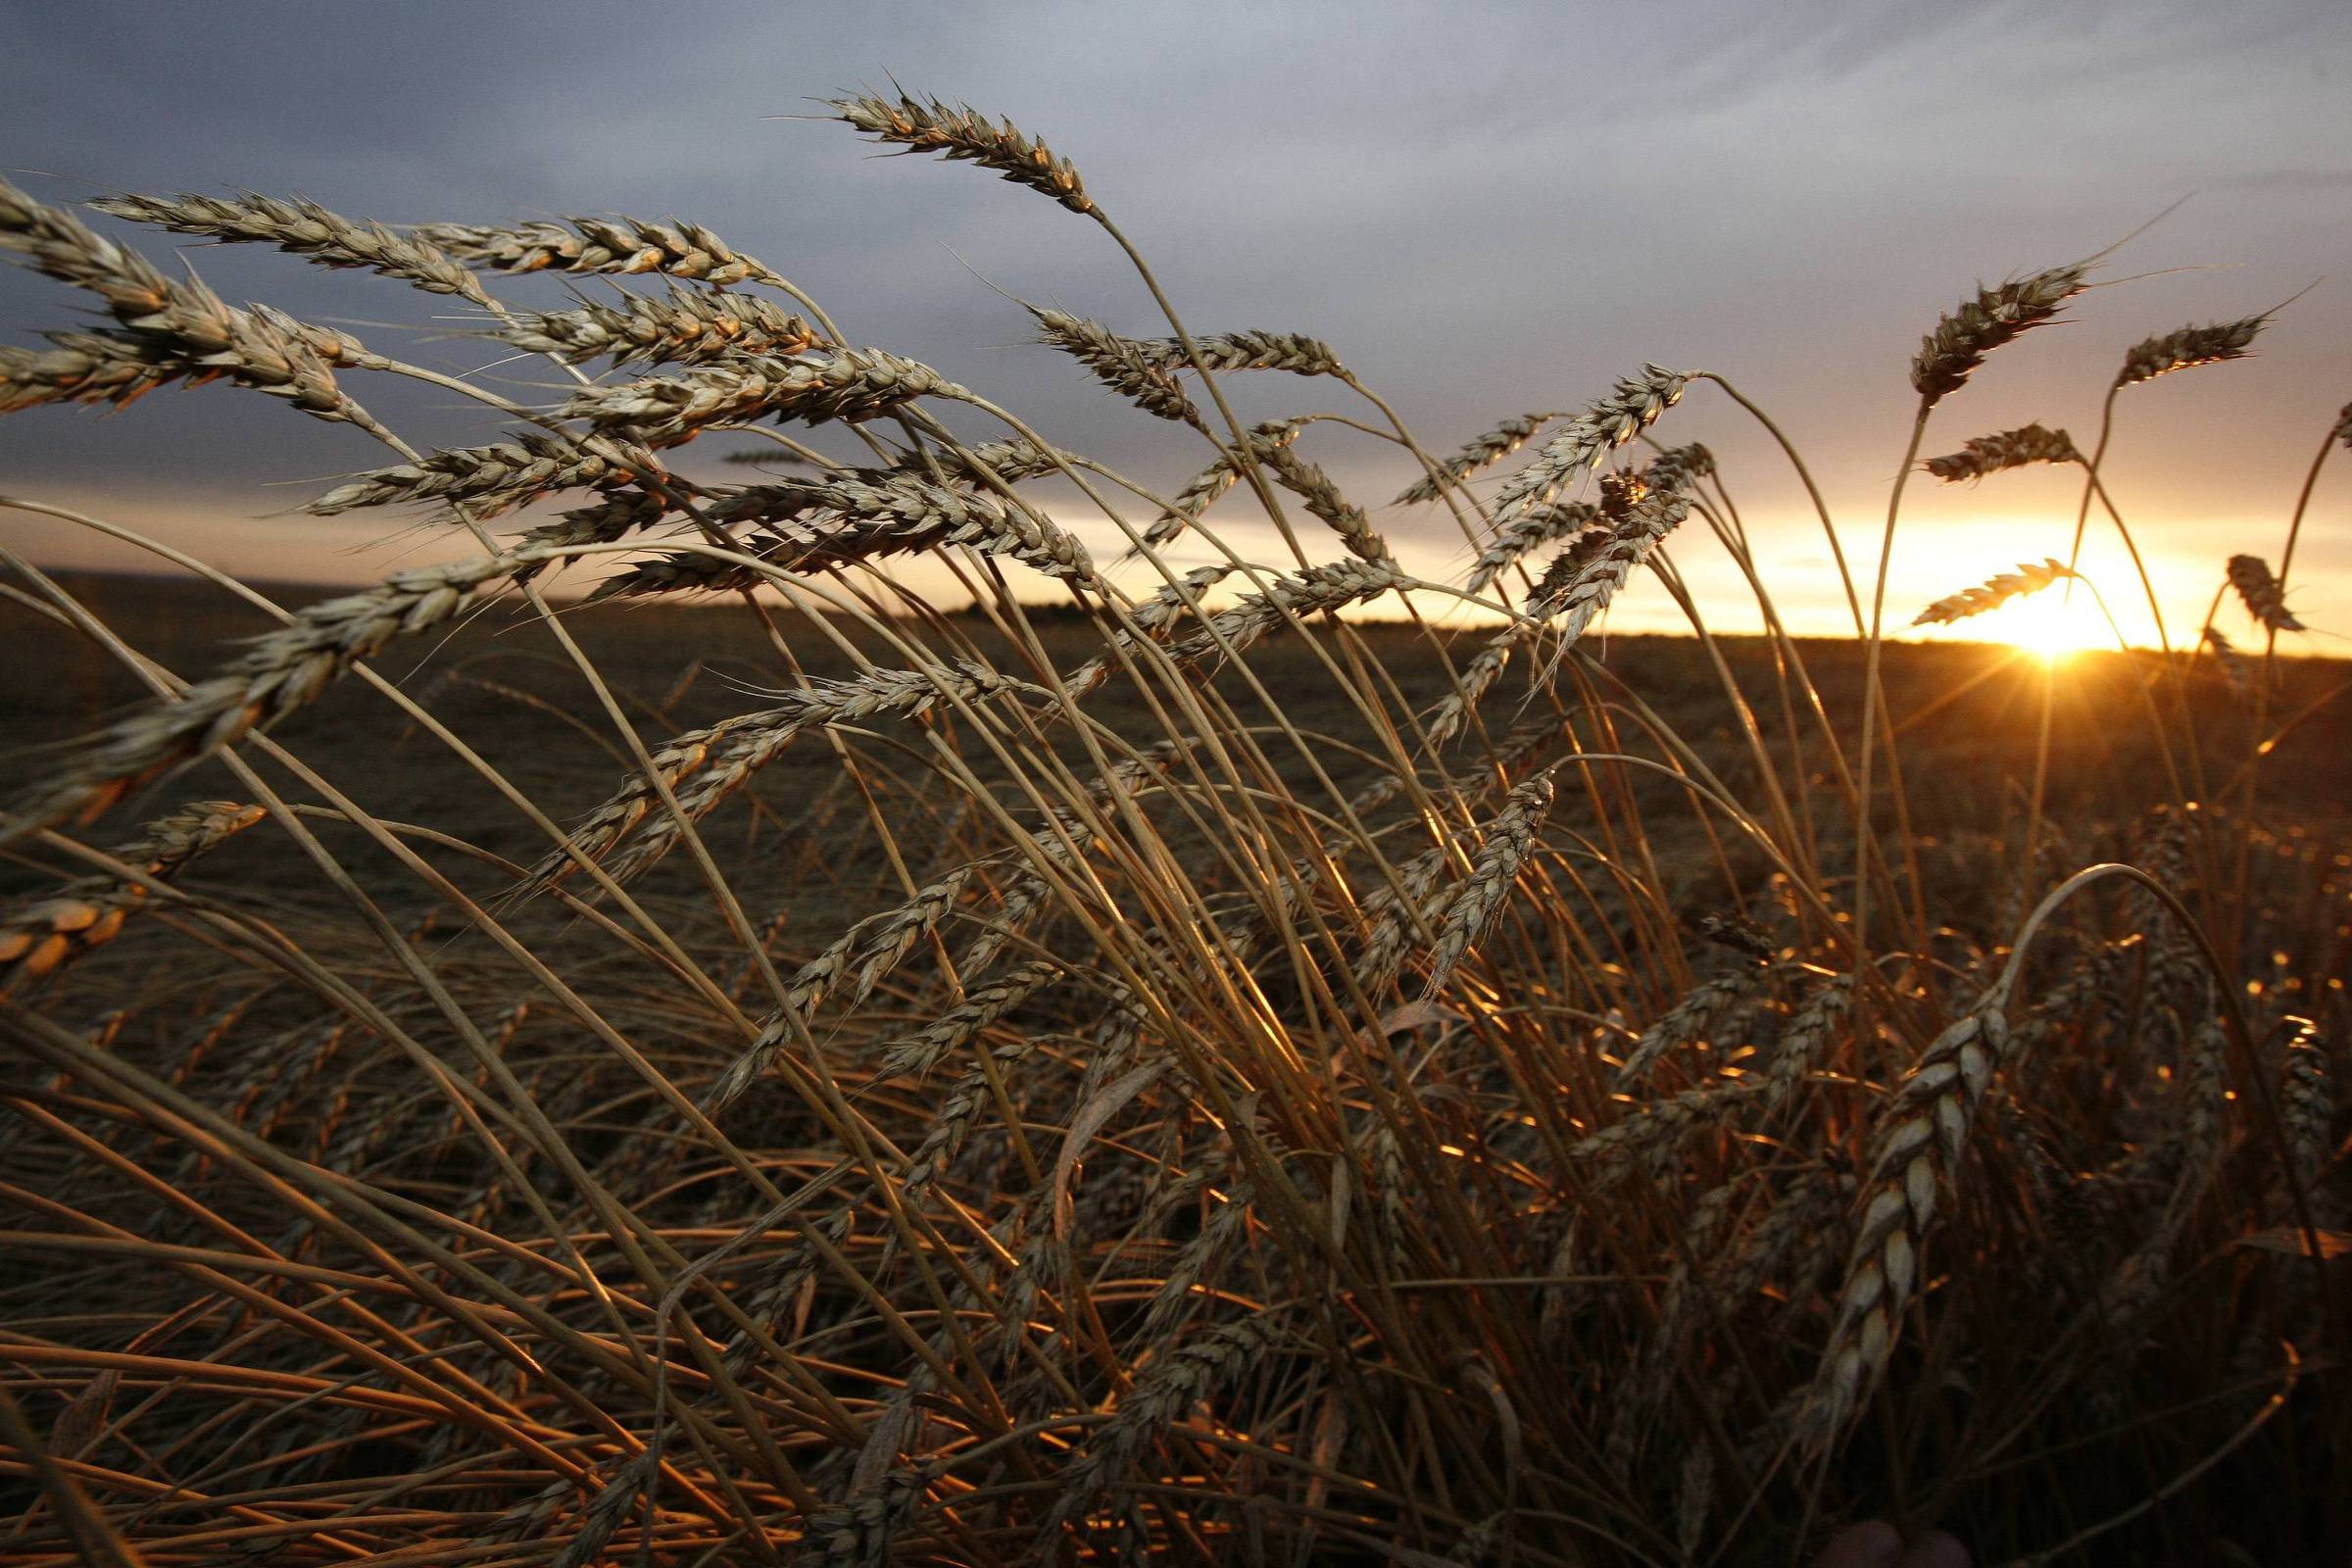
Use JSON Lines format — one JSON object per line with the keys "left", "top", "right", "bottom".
{"left": 3, "top": 1, "right": 2347, "bottom": 634}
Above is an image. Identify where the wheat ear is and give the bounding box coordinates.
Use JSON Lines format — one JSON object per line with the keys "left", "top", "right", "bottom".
{"left": 1913, "top": 559, "right": 2077, "bottom": 626}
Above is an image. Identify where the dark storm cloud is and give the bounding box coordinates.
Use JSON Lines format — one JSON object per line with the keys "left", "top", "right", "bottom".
{"left": 3, "top": 0, "right": 2348, "bottom": 634}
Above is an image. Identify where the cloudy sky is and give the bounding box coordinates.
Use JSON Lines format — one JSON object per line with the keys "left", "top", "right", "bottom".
{"left": 4, "top": 0, "right": 2348, "bottom": 647}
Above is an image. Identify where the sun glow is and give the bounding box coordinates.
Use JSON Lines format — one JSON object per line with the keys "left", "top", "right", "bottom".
{"left": 1978, "top": 586, "right": 2113, "bottom": 662}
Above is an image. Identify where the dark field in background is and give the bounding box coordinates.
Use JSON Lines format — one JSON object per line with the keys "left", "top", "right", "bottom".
{"left": 10, "top": 569, "right": 2349, "bottom": 979}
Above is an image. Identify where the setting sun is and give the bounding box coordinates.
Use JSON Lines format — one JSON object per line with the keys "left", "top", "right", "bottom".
{"left": 1981, "top": 585, "right": 2114, "bottom": 661}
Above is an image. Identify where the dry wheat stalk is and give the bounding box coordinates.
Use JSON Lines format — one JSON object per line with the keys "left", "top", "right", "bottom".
{"left": 1807, "top": 989, "right": 2012, "bottom": 1446}
{"left": 2334, "top": 400, "right": 2352, "bottom": 448}
{"left": 1352, "top": 846, "right": 1450, "bottom": 993}
{"left": 1615, "top": 967, "right": 1765, "bottom": 1085}
{"left": 0, "top": 802, "right": 264, "bottom": 996}
{"left": 532, "top": 662, "right": 1038, "bottom": 888}
{"left": 2201, "top": 625, "right": 2252, "bottom": 697}
{"left": 1131, "top": 328, "right": 1347, "bottom": 378}
{"left": 2114, "top": 313, "right": 2270, "bottom": 389}
{"left": 1911, "top": 257, "right": 2095, "bottom": 406}
{"left": 1160, "top": 558, "right": 1407, "bottom": 670}
{"left": 1044, "top": 1313, "right": 1287, "bottom": 1533}
{"left": 1396, "top": 410, "right": 1565, "bottom": 505}
{"left": 2278, "top": 1016, "right": 2329, "bottom": 1198}
{"left": 1068, "top": 565, "right": 1237, "bottom": 694}
{"left": 1921, "top": 423, "right": 2082, "bottom": 483}
{"left": 875, "top": 961, "right": 1059, "bottom": 1080}
{"left": 514, "top": 490, "right": 673, "bottom": 565}
{"left": 1419, "top": 775, "right": 1555, "bottom": 998}
{"left": 557, "top": 348, "right": 966, "bottom": 445}
{"left": 1528, "top": 488, "right": 1691, "bottom": 644}
{"left": 1568, "top": 1081, "right": 1769, "bottom": 1180}
{"left": 1463, "top": 500, "right": 1598, "bottom": 595}
{"left": 1912, "top": 558, "right": 2077, "bottom": 627}
{"left": 1026, "top": 306, "right": 1201, "bottom": 426}
{"left": 1139, "top": 420, "right": 1302, "bottom": 553}
{"left": 2227, "top": 554, "right": 2304, "bottom": 632}
{"left": 1768, "top": 975, "right": 1853, "bottom": 1105}
{"left": 307, "top": 431, "right": 638, "bottom": 517}
{"left": 3, "top": 178, "right": 375, "bottom": 421}
{"left": 1486, "top": 366, "right": 1687, "bottom": 524}
{"left": 1258, "top": 445, "right": 1391, "bottom": 563}
{"left": 490, "top": 285, "right": 819, "bottom": 368}
{"left": 0, "top": 330, "right": 181, "bottom": 414}
{"left": 91, "top": 190, "right": 492, "bottom": 305}
{"left": 914, "top": 435, "right": 1076, "bottom": 485}
{"left": 827, "top": 90, "right": 1093, "bottom": 216}
{"left": 416, "top": 215, "right": 785, "bottom": 286}
{"left": 7, "top": 547, "right": 553, "bottom": 835}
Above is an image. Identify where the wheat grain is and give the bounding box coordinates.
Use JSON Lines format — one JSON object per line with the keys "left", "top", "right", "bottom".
{"left": 92, "top": 190, "right": 491, "bottom": 305}
{"left": 557, "top": 348, "right": 966, "bottom": 444}
{"left": 827, "top": 90, "right": 1093, "bottom": 215}
{"left": 1419, "top": 775, "right": 1555, "bottom": 998}
{"left": 1396, "top": 410, "right": 1565, "bottom": 505}
{"left": 533, "top": 662, "right": 1039, "bottom": 887}
{"left": 307, "top": 431, "right": 637, "bottom": 516}
{"left": 1807, "top": 990, "right": 2011, "bottom": 1446}
{"left": 1027, "top": 305, "right": 1202, "bottom": 426}
{"left": 1486, "top": 366, "right": 1687, "bottom": 524}
{"left": 2227, "top": 554, "right": 2304, "bottom": 632}
{"left": 1615, "top": 967, "right": 1765, "bottom": 1085}
{"left": 491, "top": 285, "right": 819, "bottom": 368}
{"left": 1259, "top": 445, "right": 1392, "bottom": 563}
{"left": 1911, "top": 257, "right": 2095, "bottom": 407}
{"left": 2115, "top": 313, "right": 2270, "bottom": 388}
{"left": 1528, "top": 487, "right": 1691, "bottom": 644}
{"left": 416, "top": 215, "right": 786, "bottom": 286}
{"left": 1139, "top": 420, "right": 1302, "bottom": 554}
{"left": 3, "top": 178, "right": 374, "bottom": 421}
{"left": 1131, "top": 328, "right": 1347, "bottom": 378}
{"left": 1922, "top": 423, "right": 2082, "bottom": 483}
{"left": 875, "top": 961, "right": 1059, "bottom": 1079}
{"left": 1912, "top": 558, "right": 2077, "bottom": 626}
{"left": 0, "top": 802, "right": 263, "bottom": 996}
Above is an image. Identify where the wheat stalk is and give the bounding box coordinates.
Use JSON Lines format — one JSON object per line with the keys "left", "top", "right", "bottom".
{"left": 1910, "top": 256, "right": 2096, "bottom": 407}
{"left": 1026, "top": 305, "right": 1202, "bottom": 426}
{"left": 1396, "top": 409, "right": 1565, "bottom": 505}
{"left": 490, "top": 285, "right": 819, "bottom": 368}
{"left": 416, "top": 215, "right": 787, "bottom": 286}
{"left": 1419, "top": 774, "right": 1555, "bottom": 997}
{"left": 307, "top": 431, "right": 639, "bottom": 517}
{"left": 1807, "top": 989, "right": 2012, "bottom": 1446}
{"left": 827, "top": 89, "right": 1093, "bottom": 216}
{"left": 3, "top": 177, "right": 377, "bottom": 422}
{"left": 2227, "top": 554, "right": 2304, "bottom": 632}
{"left": 2114, "top": 312, "right": 2271, "bottom": 389}
{"left": 0, "top": 802, "right": 264, "bottom": 996}
{"left": 8, "top": 547, "right": 553, "bottom": 835}
{"left": 1921, "top": 423, "right": 2082, "bottom": 483}
{"left": 91, "top": 190, "right": 492, "bottom": 305}
{"left": 1912, "top": 558, "right": 2077, "bottom": 626}
{"left": 1485, "top": 365, "right": 1688, "bottom": 524}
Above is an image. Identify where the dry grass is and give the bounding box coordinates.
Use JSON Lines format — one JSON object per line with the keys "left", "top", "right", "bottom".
{"left": 0, "top": 95, "right": 2346, "bottom": 1568}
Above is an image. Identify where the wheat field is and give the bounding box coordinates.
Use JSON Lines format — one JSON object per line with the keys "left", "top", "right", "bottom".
{"left": 1, "top": 91, "right": 2346, "bottom": 1566}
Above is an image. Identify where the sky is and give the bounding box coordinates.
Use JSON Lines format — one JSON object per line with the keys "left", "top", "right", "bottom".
{"left": 3, "top": 0, "right": 2349, "bottom": 650}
